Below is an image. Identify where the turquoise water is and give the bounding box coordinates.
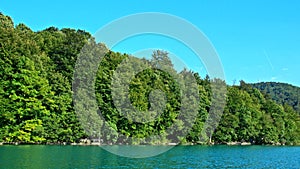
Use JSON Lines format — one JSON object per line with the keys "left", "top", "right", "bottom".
{"left": 0, "top": 145, "right": 299, "bottom": 168}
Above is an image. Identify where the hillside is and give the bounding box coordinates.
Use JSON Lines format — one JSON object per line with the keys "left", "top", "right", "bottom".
{"left": 251, "top": 82, "right": 300, "bottom": 114}
{"left": 0, "top": 13, "right": 299, "bottom": 145}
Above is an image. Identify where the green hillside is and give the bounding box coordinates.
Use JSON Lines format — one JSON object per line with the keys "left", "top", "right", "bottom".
{"left": 251, "top": 82, "right": 300, "bottom": 114}
{"left": 0, "top": 13, "right": 299, "bottom": 145}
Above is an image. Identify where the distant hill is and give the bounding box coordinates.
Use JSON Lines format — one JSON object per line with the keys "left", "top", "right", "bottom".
{"left": 251, "top": 82, "right": 300, "bottom": 114}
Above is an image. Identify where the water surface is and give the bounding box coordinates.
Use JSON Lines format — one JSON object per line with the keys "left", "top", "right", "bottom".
{"left": 0, "top": 145, "right": 299, "bottom": 168}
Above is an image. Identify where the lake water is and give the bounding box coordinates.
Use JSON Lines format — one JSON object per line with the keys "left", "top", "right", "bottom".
{"left": 0, "top": 145, "right": 299, "bottom": 168}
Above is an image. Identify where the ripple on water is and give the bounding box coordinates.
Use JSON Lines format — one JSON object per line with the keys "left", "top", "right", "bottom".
{"left": 0, "top": 145, "right": 299, "bottom": 168}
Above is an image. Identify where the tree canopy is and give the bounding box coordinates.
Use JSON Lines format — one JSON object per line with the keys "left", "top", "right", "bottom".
{"left": 0, "top": 13, "right": 299, "bottom": 145}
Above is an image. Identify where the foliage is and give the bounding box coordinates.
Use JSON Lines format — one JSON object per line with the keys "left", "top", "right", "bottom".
{"left": 0, "top": 13, "right": 299, "bottom": 145}
{"left": 251, "top": 82, "right": 300, "bottom": 114}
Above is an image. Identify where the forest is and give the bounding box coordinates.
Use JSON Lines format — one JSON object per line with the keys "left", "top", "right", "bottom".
{"left": 251, "top": 82, "right": 300, "bottom": 114}
{"left": 0, "top": 13, "right": 299, "bottom": 145}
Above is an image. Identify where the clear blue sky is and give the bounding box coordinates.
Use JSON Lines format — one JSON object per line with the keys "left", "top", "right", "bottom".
{"left": 1, "top": 0, "right": 300, "bottom": 86}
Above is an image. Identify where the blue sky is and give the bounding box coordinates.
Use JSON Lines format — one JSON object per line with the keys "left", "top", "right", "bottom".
{"left": 1, "top": 0, "right": 300, "bottom": 86}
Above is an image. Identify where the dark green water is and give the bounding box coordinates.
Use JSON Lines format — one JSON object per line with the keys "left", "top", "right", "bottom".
{"left": 0, "top": 145, "right": 299, "bottom": 168}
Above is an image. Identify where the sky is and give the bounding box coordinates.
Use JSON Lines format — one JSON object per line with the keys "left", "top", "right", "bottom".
{"left": 1, "top": 0, "right": 300, "bottom": 86}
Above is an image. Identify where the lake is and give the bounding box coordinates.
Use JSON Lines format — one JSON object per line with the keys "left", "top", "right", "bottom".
{"left": 0, "top": 145, "right": 299, "bottom": 168}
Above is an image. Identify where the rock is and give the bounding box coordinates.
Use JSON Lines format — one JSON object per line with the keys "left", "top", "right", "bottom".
{"left": 91, "top": 142, "right": 100, "bottom": 146}
{"left": 241, "top": 142, "right": 251, "bottom": 146}
{"left": 227, "top": 142, "right": 241, "bottom": 145}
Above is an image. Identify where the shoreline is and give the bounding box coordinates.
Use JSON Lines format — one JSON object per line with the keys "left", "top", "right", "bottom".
{"left": 1, "top": 142, "right": 298, "bottom": 146}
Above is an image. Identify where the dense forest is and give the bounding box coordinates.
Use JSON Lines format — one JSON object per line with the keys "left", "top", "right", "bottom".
{"left": 251, "top": 82, "right": 300, "bottom": 114}
{"left": 0, "top": 13, "right": 299, "bottom": 145}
